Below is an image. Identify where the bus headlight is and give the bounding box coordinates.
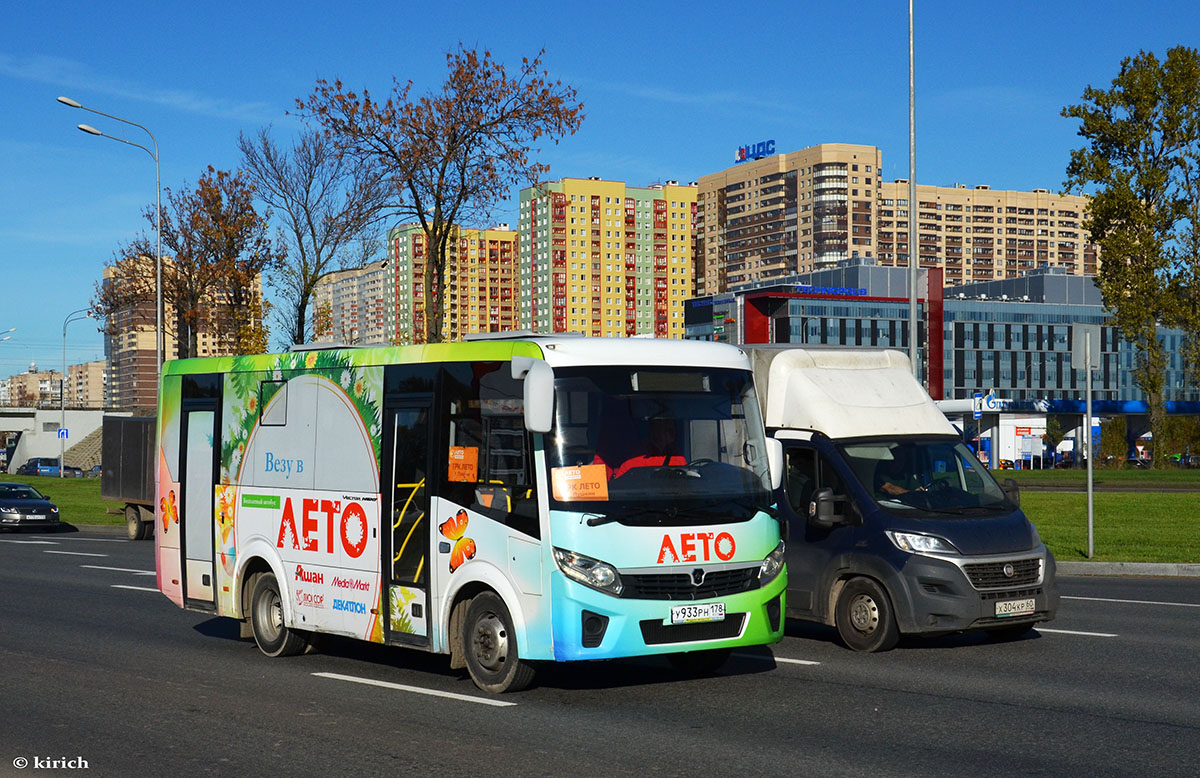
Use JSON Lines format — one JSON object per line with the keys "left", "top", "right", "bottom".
{"left": 759, "top": 541, "right": 785, "bottom": 586}
{"left": 553, "top": 548, "right": 624, "bottom": 596}
{"left": 886, "top": 531, "right": 959, "bottom": 556}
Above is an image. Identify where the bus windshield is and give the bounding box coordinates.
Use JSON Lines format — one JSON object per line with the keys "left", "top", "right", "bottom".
{"left": 545, "top": 365, "right": 772, "bottom": 525}
{"left": 840, "top": 438, "right": 1013, "bottom": 516}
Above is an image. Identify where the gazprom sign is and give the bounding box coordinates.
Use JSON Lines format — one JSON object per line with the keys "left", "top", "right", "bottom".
{"left": 735, "top": 140, "right": 775, "bottom": 163}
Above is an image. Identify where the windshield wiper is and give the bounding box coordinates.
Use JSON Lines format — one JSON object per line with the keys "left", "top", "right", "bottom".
{"left": 585, "top": 505, "right": 679, "bottom": 527}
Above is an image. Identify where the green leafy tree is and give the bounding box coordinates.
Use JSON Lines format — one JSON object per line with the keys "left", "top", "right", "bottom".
{"left": 297, "top": 45, "right": 584, "bottom": 343}
{"left": 1063, "top": 46, "right": 1200, "bottom": 468}
{"left": 1098, "top": 416, "right": 1128, "bottom": 465}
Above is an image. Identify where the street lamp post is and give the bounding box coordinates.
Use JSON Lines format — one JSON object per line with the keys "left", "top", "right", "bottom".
{"left": 61, "top": 309, "right": 91, "bottom": 478}
{"left": 57, "top": 97, "right": 162, "bottom": 375}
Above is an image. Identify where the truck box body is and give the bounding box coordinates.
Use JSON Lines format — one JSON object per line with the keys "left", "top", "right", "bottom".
{"left": 100, "top": 416, "right": 156, "bottom": 540}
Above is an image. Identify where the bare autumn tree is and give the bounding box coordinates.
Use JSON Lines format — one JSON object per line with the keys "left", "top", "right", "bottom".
{"left": 94, "top": 167, "right": 281, "bottom": 357}
{"left": 238, "top": 127, "right": 389, "bottom": 346}
{"left": 297, "top": 45, "right": 584, "bottom": 343}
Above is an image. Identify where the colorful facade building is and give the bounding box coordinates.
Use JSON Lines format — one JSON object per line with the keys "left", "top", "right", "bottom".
{"left": 311, "top": 260, "right": 389, "bottom": 346}
{"left": 519, "top": 178, "right": 696, "bottom": 339}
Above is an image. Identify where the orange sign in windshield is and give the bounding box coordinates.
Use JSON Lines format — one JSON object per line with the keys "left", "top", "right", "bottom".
{"left": 551, "top": 464, "right": 609, "bottom": 501}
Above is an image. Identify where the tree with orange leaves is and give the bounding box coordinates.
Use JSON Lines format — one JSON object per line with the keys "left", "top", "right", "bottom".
{"left": 297, "top": 45, "right": 584, "bottom": 343}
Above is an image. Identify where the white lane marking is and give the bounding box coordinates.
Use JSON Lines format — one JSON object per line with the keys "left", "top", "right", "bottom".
{"left": 734, "top": 652, "right": 821, "bottom": 666}
{"left": 52, "top": 536, "right": 128, "bottom": 543}
{"left": 313, "top": 672, "right": 517, "bottom": 707}
{"left": 43, "top": 550, "right": 107, "bottom": 557}
{"left": 81, "top": 565, "right": 155, "bottom": 576}
{"left": 1035, "top": 627, "right": 1118, "bottom": 638}
{"left": 111, "top": 585, "right": 159, "bottom": 592}
{"left": 1063, "top": 595, "right": 1200, "bottom": 609}
{"left": 0, "top": 539, "right": 59, "bottom": 545}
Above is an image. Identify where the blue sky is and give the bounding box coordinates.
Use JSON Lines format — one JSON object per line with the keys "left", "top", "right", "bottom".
{"left": 1, "top": 0, "right": 1196, "bottom": 377}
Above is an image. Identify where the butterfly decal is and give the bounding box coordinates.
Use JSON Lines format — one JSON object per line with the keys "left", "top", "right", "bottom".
{"left": 439, "top": 510, "right": 476, "bottom": 573}
{"left": 160, "top": 490, "right": 178, "bottom": 532}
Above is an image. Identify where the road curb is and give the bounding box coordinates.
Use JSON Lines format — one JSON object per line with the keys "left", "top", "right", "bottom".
{"left": 1057, "top": 561, "right": 1200, "bottom": 577}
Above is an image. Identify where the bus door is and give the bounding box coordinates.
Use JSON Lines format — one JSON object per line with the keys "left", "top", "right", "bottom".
{"left": 384, "top": 399, "right": 433, "bottom": 646}
{"left": 180, "top": 375, "right": 221, "bottom": 607}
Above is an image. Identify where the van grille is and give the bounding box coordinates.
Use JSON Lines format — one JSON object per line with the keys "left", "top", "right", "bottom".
{"left": 639, "top": 614, "right": 746, "bottom": 645}
{"left": 962, "top": 558, "right": 1042, "bottom": 590}
{"left": 622, "top": 566, "right": 758, "bottom": 601}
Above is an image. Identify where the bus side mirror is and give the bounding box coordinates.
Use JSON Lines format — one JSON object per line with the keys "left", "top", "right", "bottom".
{"left": 1002, "top": 478, "right": 1020, "bottom": 508}
{"left": 766, "top": 438, "right": 784, "bottom": 491}
{"left": 513, "top": 357, "right": 554, "bottom": 434}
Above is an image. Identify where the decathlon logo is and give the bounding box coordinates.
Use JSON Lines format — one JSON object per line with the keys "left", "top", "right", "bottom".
{"left": 332, "top": 598, "right": 367, "bottom": 614}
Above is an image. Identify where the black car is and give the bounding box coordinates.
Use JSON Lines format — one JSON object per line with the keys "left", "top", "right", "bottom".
{"left": 0, "top": 482, "right": 60, "bottom": 531}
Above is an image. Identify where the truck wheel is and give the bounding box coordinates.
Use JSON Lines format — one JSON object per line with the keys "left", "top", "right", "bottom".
{"left": 835, "top": 577, "right": 900, "bottom": 652}
{"left": 463, "top": 591, "right": 535, "bottom": 693}
{"left": 668, "top": 648, "right": 732, "bottom": 675}
{"left": 250, "top": 574, "right": 309, "bottom": 658}
{"left": 125, "top": 505, "right": 146, "bottom": 541}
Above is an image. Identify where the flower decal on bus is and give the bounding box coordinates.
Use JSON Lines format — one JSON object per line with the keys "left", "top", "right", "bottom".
{"left": 159, "top": 490, "right": 177, "bottom": 532}
{"left": 439, "top": 509, "right": 477, "bottom": 573}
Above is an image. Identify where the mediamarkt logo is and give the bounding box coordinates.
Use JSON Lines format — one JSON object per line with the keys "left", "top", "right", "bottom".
{"left": 331, "top": 576, "right": 370, "bottom": 591}
{"left": 295, "top": 565, "right": 323, "bottom": 584}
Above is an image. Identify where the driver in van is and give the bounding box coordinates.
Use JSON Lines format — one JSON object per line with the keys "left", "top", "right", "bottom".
{"left": 595, "top": 416, "right": 687, "bottom": 479}
{"left": 875, "top": 446, "right": 923, "bottom": 497}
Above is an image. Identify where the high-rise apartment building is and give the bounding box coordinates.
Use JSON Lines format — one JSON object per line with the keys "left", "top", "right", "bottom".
{"left": 0, "top": 364, "right": 61, "bottom": 407}
{"left": 520, "top": 178, "right": 696, "bottom": 338}
{"left": 695, "top": 143, "right": 1097, "bottom": 295}
{"left": 874, "top": 182, "right": 1097, "bottom": 284}
{"left": 311, "top": 260, "right": 389, "bottom": 345}
{"left": 384, "top": 223, "right": 520, "bottom": 344}
{"left": 696, "top": 143, "right": 882, "bottom": 296}
{"left": 66, "top": 360, "right": 106, "bottom": 408}
{"left": 102, "top": 259, "right": 264, "bottom": 410}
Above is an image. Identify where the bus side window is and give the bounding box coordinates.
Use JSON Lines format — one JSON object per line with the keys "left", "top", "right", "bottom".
{"left": 442, "top": 362, "right": 540, "bottom": 539}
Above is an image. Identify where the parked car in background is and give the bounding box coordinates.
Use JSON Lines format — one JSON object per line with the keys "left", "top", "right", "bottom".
{"left": 998, "top": 459, "right": 1016, "bottom": 470}
{"left": 20, "top": 458, "right": 63, "bottom": 476}
{"left": 86, "top": 464, "right": 102, "bottom": 478}
{"left": 0, "top": 482, "right": 60, "bottom": 531}
{"left": 63, "top": 466, "right": 84, "bottom": 478}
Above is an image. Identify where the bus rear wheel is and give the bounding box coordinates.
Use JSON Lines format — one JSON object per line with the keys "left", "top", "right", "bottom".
{"left": 463, "top": 592, "right": 535, "bottom": 694}
{"left": 250, "top": 574, "right": 309, "bottom": 658}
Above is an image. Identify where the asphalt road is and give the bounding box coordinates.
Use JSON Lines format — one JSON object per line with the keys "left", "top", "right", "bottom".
{"left": 1, "top": 529, "right": 1197, "bottom": 778}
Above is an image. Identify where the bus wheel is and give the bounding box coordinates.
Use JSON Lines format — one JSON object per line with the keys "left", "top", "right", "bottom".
{"left": 250, "top": 574, "right": 308, "bottom": 658}
{"left": 668, "top": 648, "right": 732, "bottom": 675}
{"left": 835, "top": 577, "right": 899, "bottom": 652}
{"left": 463, "top": 592, "right": 535, "bottom": 694}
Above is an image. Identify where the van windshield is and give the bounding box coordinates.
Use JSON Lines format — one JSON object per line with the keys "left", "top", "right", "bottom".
{"left": 840, "top": 438, "right": 1012, "bottom": 515}
{"left": 545, "top": 366, "right": 772, "bottom": 526}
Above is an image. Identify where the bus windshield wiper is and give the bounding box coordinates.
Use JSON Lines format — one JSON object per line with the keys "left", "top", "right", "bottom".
{"left": 586, "top": 505, "right": 678, "bottom": 526}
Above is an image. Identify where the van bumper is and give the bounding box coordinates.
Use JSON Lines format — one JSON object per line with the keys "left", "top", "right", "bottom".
{"left": 889, "top": 547, "right": 1058, "bottom": 635}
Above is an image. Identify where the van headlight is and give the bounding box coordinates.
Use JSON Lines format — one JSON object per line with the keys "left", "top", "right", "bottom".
{"left": 553, "top": 548, "right": 624, "bottom": 596}
{"left": 886, "top": 531, "right": 959, "bottom": 556}
{"left": 759, "top": 541, "right": 785, "bottom": 585}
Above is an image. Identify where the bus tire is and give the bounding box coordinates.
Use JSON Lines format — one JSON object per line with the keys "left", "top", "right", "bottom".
{"left": 668, "top": 647, "right": 732, "bottom": 675}
{"left": 463, "top": 591, "right": 535, "bottom": 694}
{"left": 250, "top": 573, "right": 309, "bottom": 658}
{"left": 834, "top": 577, "right": 900, "bottom": 652}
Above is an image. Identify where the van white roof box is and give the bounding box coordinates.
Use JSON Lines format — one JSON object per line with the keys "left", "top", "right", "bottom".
{"left": 748, "top": 348, "right": 956, "bottom": 439}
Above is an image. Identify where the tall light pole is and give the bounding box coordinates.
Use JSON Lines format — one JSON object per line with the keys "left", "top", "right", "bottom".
{"left": 61, "top": 308, "right": 92, "bottom": 478}
{"left": 57, "top": 96, "right": 163, "bottom": 375}
{"left": 907, "top": 0, "right": 919, "bottom": 381}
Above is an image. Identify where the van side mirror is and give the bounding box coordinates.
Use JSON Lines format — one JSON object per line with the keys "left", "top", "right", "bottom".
{"left": 766, "top": 438, "right": 784, "bottom": 491}
{"left": 512, "top": 357, "right": 554, "bottom": 434}
{"left": 1002, "top": 478, "right": 1020, "bottom": 508}
{"left": 809, "top": 487, "right": 845, "bottom": 529}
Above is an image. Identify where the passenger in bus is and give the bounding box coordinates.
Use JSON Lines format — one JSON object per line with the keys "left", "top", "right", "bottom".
{"left": 595, "top": 416, "right": 687, "bottom": 479}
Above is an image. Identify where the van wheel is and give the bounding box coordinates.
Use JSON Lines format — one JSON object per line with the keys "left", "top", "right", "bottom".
{"left": 835, "top": 578, "right": 899, "bottom": 652}
{"left": 668, "top": 648, "right": 732, "bottom": 675}
{"left": 250, "top": 574, "right": 309, "bottom": 657}
{"left": 463, "top": 592, "right": 535, "bottom": 693}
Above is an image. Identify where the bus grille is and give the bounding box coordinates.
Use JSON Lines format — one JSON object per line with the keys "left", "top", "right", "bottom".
{"left": 621, "top": 567, "right": 758, "bottom": 601}
{"left": 962, "top": 558, "right": 1042, "bottom": 590}
{"left": 639, "top": 614, "right": 746, "bottom": 645}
